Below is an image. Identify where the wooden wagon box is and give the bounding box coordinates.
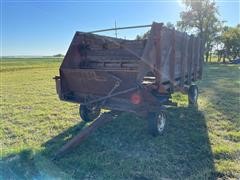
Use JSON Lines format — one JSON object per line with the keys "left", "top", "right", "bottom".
{"left": 54, "top": 22, "right": 203, "bottom": 139}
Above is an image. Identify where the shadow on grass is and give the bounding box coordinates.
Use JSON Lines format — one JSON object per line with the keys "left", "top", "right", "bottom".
{"left": 200, "top": 64, "right": 240, "bottom": 126}
{"left": 1, "top": 108, "right": 218, "bottom": 179}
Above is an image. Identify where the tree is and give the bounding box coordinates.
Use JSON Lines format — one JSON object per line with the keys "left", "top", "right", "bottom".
{"left": 177, "top": 0, "right": 222, "bottom": 62}
{"left": 220, "top": 25, "right": 240, "bottom": 60}
{"left": 53, "top": 54, "right": 64, "bottom": 57}
{"left": 135, "top": 22, "right": 175, "bottom": 40}
{"left": 166, "top": 22, "right": 175, "bottom": 29}
{"left": 135, "top": 29, "right": 150, "bottom": 40}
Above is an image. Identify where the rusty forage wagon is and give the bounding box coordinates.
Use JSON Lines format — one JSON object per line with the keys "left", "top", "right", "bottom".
{"left": 54, "top": 22, "right": 203, "bottom": 137}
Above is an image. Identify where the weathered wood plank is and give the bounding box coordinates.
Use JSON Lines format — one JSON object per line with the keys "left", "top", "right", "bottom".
{"left": 187, "top": 35, "right": 193, "bottom": 85}
{"left": 193, "top": 37, "right": 197, "bottom": 81}
{"left": 180, "top": 34, "right": 188, "bottom": 87}
{"left": 199, "top": 39, "right": 204, "bottom": 79}
{"left": 169, "top": 28, "right": 176, "bottom": 91}
{"left": 154, "top": 23, "right": 163, "bottom": 86}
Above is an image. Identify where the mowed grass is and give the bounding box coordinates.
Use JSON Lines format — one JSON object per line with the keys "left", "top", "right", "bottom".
{"left": 0, "top": 58, "right": 239, "bottom": 179}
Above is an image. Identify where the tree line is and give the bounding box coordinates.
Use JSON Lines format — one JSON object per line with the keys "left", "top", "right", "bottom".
{"left": 136, "top": 0, "right": 240, "bottom": 63}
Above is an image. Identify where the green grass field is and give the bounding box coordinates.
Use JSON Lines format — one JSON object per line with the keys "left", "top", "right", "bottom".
{"left": 1, "top": 58, "right": 240, "bottom": 179}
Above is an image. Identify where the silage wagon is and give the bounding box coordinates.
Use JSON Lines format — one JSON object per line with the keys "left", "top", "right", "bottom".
{"left": 54, "top": 22, "right": 203, "bottom": 138}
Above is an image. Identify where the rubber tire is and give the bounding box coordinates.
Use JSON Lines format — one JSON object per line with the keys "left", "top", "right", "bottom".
{"left": 188, "top": 85, "right": 198, "bottom": 108}
{"left": 148, "top": 111, "right": 166, "bottom": 137}
{"left": 79, "top": 105, "right": 101, "bottom": 122}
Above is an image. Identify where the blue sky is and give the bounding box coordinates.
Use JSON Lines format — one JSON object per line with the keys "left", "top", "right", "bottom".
{"left": 1, "top": 1, "right": 239, "bottom": 56}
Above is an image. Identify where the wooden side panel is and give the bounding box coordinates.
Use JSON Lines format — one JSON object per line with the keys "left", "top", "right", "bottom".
{"left": 169, "top": 29, "right": 176, "bottom": 91}
{"left": 180, "top": 34, "right": 188, "bottom": 87}
{"left": 154, "top": 23, "right": 163, "bottom": 85}
{"left": 187, "top": 35, "right": 194, "bottom": 85}
{"left": 138, "top": 24, "right": 203, "bottom": 90}
{"left": 193, "top": 36, "right": 199, "bottom": 81}
{"left": 158, "top": 27, "right": 172, "bottom": 82}
{"left": 199, "top": 39, "right": 204, "bottom": 79}
{"left": 174, "top": 31, "right": 185, "bottom": 78}
{"left": 160, "top": 29, "right": 192, "bottom": 84}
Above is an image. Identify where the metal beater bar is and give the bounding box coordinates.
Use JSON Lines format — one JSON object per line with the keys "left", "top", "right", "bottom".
{"left": 86, "top": 24, "right": 152, "bottom": 34}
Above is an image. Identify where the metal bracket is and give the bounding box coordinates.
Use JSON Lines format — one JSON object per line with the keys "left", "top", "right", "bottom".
{"left": 101, "top": 73, "right": 122, "bottom": 106}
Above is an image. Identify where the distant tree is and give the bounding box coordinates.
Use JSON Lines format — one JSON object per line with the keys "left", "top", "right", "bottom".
{"left": 166, "top": 22, "right": 175, "bottom": 29}
{"left": 136, "top": 35, "right": 142, "bottom": 40}
{"left": 177, "top": 0, "right": 223, "bottom": 62}
{"left": 53, "top": 54, "right": 64, "bottom": 57}
{"left": 220, "top": 25, "right": 240, "bottom": 60}
{"left": 135, "top": 22, "right": 175, "bottom": 40}
{"left": 135, "top": 30, "right": 150, "bottom": 40}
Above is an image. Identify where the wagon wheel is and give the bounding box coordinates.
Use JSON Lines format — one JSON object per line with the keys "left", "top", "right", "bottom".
{"left": 79, "top": 105, "right": 101, "bottom": 122}
{"left": 188, "top": 84, "right": 198, "bottom": 108}
{"left": 148, "top": 111, "right": 166, "bottom": 136}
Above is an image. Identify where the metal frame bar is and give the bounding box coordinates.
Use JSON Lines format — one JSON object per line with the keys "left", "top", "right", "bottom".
{"left": 85, "top": 24, "right": 152, "bottom": 34}
{"left": 84, "top": 86, "right": 139, "bottom": 105}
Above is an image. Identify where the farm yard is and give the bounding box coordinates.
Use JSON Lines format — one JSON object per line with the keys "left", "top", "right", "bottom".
{"left": 0, "top": 58, "right": 239, "bottom": 179}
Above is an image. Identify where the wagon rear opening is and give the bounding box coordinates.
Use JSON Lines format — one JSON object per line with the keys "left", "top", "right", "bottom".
{"left": 54, "top": 22, "right": 203, "bottom": 137}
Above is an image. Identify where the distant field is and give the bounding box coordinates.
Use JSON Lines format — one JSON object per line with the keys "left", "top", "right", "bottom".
{"left": 1, "top": 58, "right": 240, "bottom": 179}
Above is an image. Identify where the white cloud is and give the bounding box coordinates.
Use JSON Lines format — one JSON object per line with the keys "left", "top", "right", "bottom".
{"left": 177, "top": 0, "right": 185, "bottom": 9}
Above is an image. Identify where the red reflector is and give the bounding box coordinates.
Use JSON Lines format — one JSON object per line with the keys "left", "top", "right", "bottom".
{"left": 131, "top": 93, "right": 141, "bottom": 105}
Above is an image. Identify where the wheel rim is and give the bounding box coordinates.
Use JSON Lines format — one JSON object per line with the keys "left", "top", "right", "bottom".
{"left": 88, "top": 107, "right": 100, "bottom": 120}
{"left": 189, "top": 85, "right": 198, "bottom": 104}
{"left": 157, "top": 113, "right": 166, "bottom": 132}
{"left": 80, "top": 105, "right": 101, "bottom": 122}
{"left": 193, "top": 88, "right": 198, "bottom": 102}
